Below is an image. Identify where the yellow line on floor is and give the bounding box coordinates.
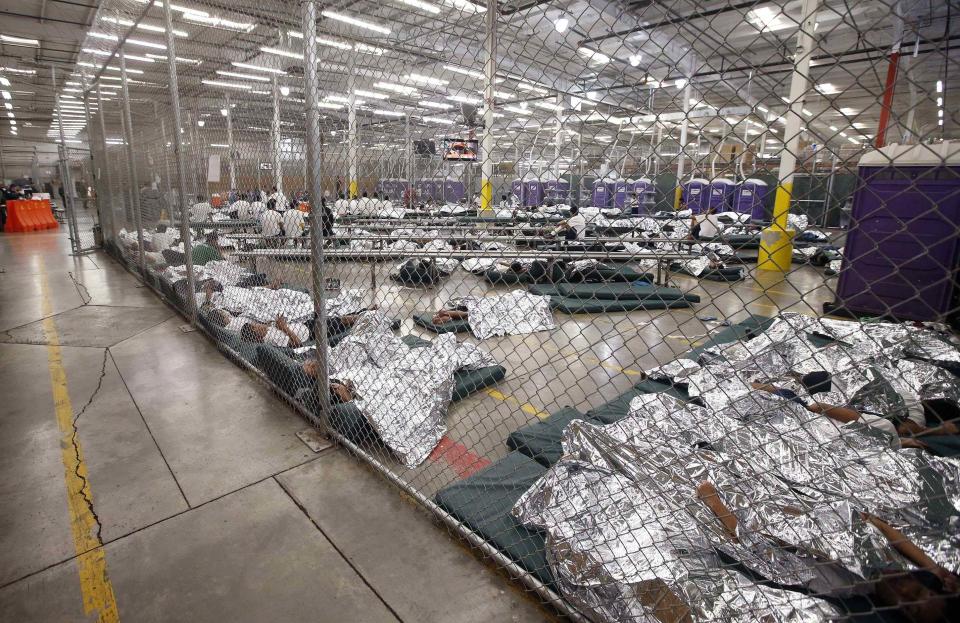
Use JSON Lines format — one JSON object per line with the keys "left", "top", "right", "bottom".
{"left": 484, "top": 389, "right": 549, "bottom": 419}
{"left": 39, "top": 260, "right": 120, "bottom": 623}
{"left": 540, "top": 343, "right": 645, "bottom": 377}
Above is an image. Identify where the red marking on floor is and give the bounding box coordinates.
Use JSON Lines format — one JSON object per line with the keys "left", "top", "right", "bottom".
{"left": 429, "top": 435, "right": 491, "bottom": 479}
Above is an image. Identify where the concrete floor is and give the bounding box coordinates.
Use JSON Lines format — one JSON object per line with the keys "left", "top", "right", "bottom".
{"left": 0, "top": 230, "right": 556, "bottom": 622}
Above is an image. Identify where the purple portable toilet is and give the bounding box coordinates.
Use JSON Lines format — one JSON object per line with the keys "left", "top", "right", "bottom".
{"left": 592, "top": 179, "right": 613, "bottom": 208}
{"left": 683, "top": 178, "right": 710, "bottom": 213}
{"left": 708, "top": 178, "right": 736, "bottom": 212}
{"left": 511, "top": 178, "right": 525, "bottom": 205}
{"left": 549, "top": 178, "right": 570, "bottom": 204}
{"left": 613, "top": 179, "right": 630, "bottom": 210}
{"left": 524, "top": 178, "right": 544, "bottom": 207}
{"left": 444, "top": 178, "right": 465, "bottom": 203}
{"left": 735, "top": 178, "right": 769, "bottom": 220}
{"left": 631, "top": 177, "right": 654, "bottom": 214}
{"left": 834, "top": 142, "right": 960, "bottom": 322}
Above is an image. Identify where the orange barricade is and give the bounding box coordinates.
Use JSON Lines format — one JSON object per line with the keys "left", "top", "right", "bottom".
{"left": 5, "top": 199, "right": 58, "bottom": 232}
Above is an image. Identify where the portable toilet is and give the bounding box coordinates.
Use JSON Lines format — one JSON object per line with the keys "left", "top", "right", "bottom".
{"left": 511, "top": 178, "right": 525, "bottom": 205}
{"left": 833, "top": 141, "right": 960, "bottom": 322}
{"left": 524, "top": 178, "right": 544, "bottom": 207}
{"left": 444, "top": 178, "right": 465, "bottom": 203}
{"left": 631, "top": 177, "right": 655, "bottom": 214}
{"left": 682, "top": 178, "right": 710, "bottom": 213}
{"left": 546, "top": 178, "right": 570, "bottom": 204}
{"left": 735, "top": 178, "right": 769, "bottom": 220}
{"left": 592, "top": 178, "right": 614, "bottom": 208}
{"left": 708, "top": 178, "right": 736, "bottom": 212}
{"left": 613, "top": 179, "right": 630, "bottom": 210}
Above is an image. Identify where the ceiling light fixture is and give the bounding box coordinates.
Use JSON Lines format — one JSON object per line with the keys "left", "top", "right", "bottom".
{"left": 321, "top": 10, "right": 391, "bottom": 35}
{"left": 554, "top": 17, "right": 569, "bottom": 33}
{"left": 231, "top": 61, "right": 286, "bottom": 75}
{"left": 0, "top": 34, "right": 40, "bottom": 47}
{"left": 216, "top": 70, "right": 270, "bottom": 82}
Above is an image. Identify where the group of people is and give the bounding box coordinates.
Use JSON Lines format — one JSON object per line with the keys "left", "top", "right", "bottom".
{"left": 332, "top": 192, "right": 398, "bottom": 218}
{"left": 514, "top": 312, "right": 960, "bottom": 622}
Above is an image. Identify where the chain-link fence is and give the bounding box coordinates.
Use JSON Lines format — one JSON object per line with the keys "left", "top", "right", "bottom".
{"left": 73, "top": 0, "right": 960, "bottom": 620}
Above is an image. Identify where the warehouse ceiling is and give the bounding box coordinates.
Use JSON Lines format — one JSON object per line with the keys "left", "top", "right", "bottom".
{"left": 0, "top": 0, "right": 956, "bottom": 172}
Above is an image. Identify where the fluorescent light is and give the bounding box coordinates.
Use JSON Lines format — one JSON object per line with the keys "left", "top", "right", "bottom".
{"left": 0, "top": 34, "right": 40, "bottom": 47}
{"left": 837, "top": 107, "right": 858, "bottom": 116}
{"left": 447, "top": 94, "right": 479, "bottom": 104}
{"left": 815, "top": 82, "right": 838, "bottom": 94}
{"left": 405, "top": 73, "right": 448, "bottom": 87}
{"left": 317, "top": 102, "right": 343, "bottom": 110}
{"left": 936, "top": 80, "right": 943, "bottom": 93}
{"left": 202, "top": 79, "right": 256, "bottom": 90}
{"left": 802, "top": 108, "right": 813, "bottom": 116}
{"left": 577, "top": 47, "right": 610, "bottom": 65}
{"left": 232, "top": 61, "right": 286, "bottom": 75}
{"left": 216, "top": 70, "right": 270, "bottom": 82}
{"left": 210, "top": 143, "right": 229, "bottom": 148}
{"left": 279, "top": 85, "right": 290, "bottom": 96}
{"left": 938, "top": 109, "right": 944, "bottom": 117}
{"left": 848, "top": 137, "right": 859, "bottom": 144}
{"left": 516, "top": 82, "right": 548, "bottom": 95}
{"left": 0, "top": 67, "right": 35, "bottom": 75}
{"left": 181, "top": 13, "right": 256, "bottom": 33}
{"left": 443, "top": 65, "right": 484, "bottom": 80}
{"left": 102, "top": 16, "right": 189, "bottom": 37}
{"left": 3, "top": 103, "right": 9, "bottom": 110}
{"left": 0, "top": 77, "right": 8, "bottom": 87}
{"left": 441, "top": 0, "right": 486, "bottom": 12}
{"left": 555, "top": 17, "right": 569, "bottom": 32}
{"left": 756, "top": 104, "right": 769, "bottom": 113}
{"left": 261, "top": 47, "right": 303, "bottom": 60}
{"left": 747, "top": 7, "right": 795, "bottom": 32}
{"left": 126, "top": 38, "right": 166, "bottom": 50}
{"left": 393, "top": 0, "right": 441, "bottom": 13}
{"left": 421, "top": 116, "right": 454, "bottom": 124}
{"left": 829, "top": 125, "right": 838, "bottom": 131}
{"left": 324, "top": 95, "right": 352, "bottom": 103}
{"left": 144, "top": 53, "right": 202, "bottom": 64}
{"left": 504, "top": 105, "right": 531, "bottom": 115}
{"left": 419, "top": 101, "right": 453, "bottom": 109}
{"left": 628, "top": 53, "right": 642, "bottom": 67}
{"left": 937, "top": 97, "right": 943, "bottom": 107}
{"left": 84, "top": 48, "right": 156, "bottom": 63}
{"left": 373, "top": 82, "right": 417, "bottom": 95}
{"left": 197, "top": 119, "right": 205, "bottom": 127}
{"left": 88, "top": 32, "right": 118, "bottom": 41}
{"left": 534, "top": 101, "right": 562, "bottom": 111}
{"left": 354, "top": 88, "right": 389, "bottom": 100}
{"left": 1, "top": 91, "right": 10, "bottom": 100}
{"left": 372, "top": 109, "right": 404, "bottom": 116}
{"left": 321, "top": 10, "right": 391, "bottom": 35}
{"left": 354, "top": 42, "right": 386, "bottom": 55}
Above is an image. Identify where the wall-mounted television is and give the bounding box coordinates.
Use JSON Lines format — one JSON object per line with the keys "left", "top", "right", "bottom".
{"left": 441, "top": 138, "right": 478, "bottom": 161}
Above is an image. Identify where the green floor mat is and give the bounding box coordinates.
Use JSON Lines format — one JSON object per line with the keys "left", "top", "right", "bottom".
{"left": 413, "top": 312, "right": 471, "bottom": 334}
{"left": 555, "top": 282, "right": 699, "bottom": 303}
{"left": 434, "top": 452, "right": 555, "bottom": 588}
{"left": 670, "top": 263, "right": 745, "bottom": 282}
{"left": 256, "top": 344, "right": 310, "bottom": 398}
{"left": 683, "top": 315, "right": 775, "bottom": 360}
{"left": 550, "top": 296, "right": 692, "bottom": 314}
{"left": 587, "top": 379, "right": 690, "bottom": 424}
{"left": 593, "top": 266, "right": 654, "bottom": 283}
{"left": 327, "top": 364, "right": 507, "bottom": 446}
{"left": 917, "top": 435, "right": 960, "bottom": 457}
{"left": 506, "top": 407, "right": 598, "bottom": 467}
{"left": 483, "top": 270, "right": 532, "bottom": 286}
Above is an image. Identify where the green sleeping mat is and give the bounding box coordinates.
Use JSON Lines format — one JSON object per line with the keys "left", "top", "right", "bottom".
{"left": 554, "top": 282, "right": 699, "bottom": 303}
{"left": 506, "top": 407, "right": 598, "bottom": 467}
{"left": 586, "top": 379, "right": 690, "bottom": 424}
{"left": 413, "top": 312, "right": 471, "bottom": 334}
{"left": 434, "top": 451, "right": 555, "bottom": 588}
{"left": 198, "top": 314, "right": 261, "bottom": 365}
{"left": 549, "top": 296, "right": 692, "bottom": 314}
{"left": 683, "top": 314, "right": 775, "bottom": 360}
{"left": 328, "top": 364, "right": 507, "bottom": 446}
{"left": 669, "top": 262, "right": 745, "bottom": 282}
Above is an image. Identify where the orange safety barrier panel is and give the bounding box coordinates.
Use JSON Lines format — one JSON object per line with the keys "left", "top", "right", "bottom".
{"left": 5, "top": 199, "right": 58, "bottom": 232}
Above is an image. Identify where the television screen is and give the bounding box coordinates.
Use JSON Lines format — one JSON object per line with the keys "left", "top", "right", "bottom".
{"left": 414, "top": 140, "right": 436, "bottom": 156}
{"left": 441, "top": 138, "right": 478, "bottom": 161}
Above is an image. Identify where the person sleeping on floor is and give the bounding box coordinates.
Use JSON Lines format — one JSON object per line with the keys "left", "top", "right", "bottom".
{"left": 753, "top": 370, "right": 960, "bottom": 452}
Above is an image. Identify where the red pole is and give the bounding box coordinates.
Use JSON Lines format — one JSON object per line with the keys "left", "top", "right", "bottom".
{"left": 875, "top": 49, "right": 901, "bottom": 148}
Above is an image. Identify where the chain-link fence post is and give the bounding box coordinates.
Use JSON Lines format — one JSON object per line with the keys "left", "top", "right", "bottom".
{"left": 302, "top": 0, "right": 332, "bottom": 432}
{"left": 162, "top": 0, "right": 197, "bottom": 322}
{"left": 51, "top": 65, "right": 82, "bottom": 255}
{"left": 79, "top": 78, "right": 102, "bottom": 248}
{"left": 90, "top": 81, "right": 114, "bottom": 245}
{"left": 757, "top": 0, "right": 821, "bottom": 272}
{"left": 156, "top": 102, "right": 174, "bottom": 220}
{"left": 271, "top": 75, "right": 283, "bottom": 195}
{"left": 118, "top": 49, "right": 145, "bottom": 274}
